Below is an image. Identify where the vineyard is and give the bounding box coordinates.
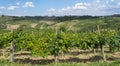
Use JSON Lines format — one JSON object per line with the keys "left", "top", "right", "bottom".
{"left": 0, "top": 15, "right": 120, "bottom": 66}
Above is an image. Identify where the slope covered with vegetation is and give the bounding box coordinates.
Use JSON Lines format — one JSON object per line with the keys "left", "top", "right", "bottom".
{"left": 0, "top": 15, "right": 120, "bottom": 32}
{"left": 0, "top": 15, "right": 120, "bottom": 66}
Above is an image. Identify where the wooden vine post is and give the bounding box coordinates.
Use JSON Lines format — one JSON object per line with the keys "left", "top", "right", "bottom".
{"left": 97, "top": 25, "right": 106, "bottom": 61}
{"left": 10, "top": 41, "right": 14, "bottom": 62}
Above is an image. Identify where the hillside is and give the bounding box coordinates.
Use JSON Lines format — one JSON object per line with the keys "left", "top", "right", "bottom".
{"left": 0, "top": 15, "right": 120, "bottom": 33}
{"left": 0, "top": 15, "right": 120, "bottom": 66}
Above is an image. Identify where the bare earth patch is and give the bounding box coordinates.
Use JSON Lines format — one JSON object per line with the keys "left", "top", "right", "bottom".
{"left": 30, "top": 23, "right": 37, "bottom": 28}
{"left": 0, "top": 50, "right": 120, "bottom": 65}
{"left": 6, "top": 24, "right": 20, "bottom": 31}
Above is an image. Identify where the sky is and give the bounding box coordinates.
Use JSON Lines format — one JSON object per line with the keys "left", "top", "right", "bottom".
{"left": 0, "top": 0, "right": 120, "bottom": 16}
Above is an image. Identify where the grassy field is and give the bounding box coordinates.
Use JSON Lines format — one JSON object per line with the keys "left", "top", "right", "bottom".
{"left": 0, "top": 59, "right": 120, "bottom": 66}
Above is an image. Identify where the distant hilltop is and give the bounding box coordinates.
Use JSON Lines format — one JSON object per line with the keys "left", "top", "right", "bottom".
{"left": 0, "top": 14, "right": 120, "bottom": 22}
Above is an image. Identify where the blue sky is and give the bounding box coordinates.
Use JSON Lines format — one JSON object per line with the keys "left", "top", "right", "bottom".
{"left": 0, "top": 0, "right": 120, "bottom": 16}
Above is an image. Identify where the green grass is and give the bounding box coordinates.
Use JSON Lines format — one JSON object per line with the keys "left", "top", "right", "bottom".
{"left": 0, "top": 29, "right": 10, "bottom": 33}
{"left": 0, "top": 59, "right": 120, "bottom": 66}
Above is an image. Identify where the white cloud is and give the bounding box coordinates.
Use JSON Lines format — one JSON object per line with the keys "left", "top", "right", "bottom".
{"left": 117, "top": 2, "right": 120, "bottom": 5}
{"left": 23, "top": 2, "right": 35, "bottom": 8}
{"left": 92, "top": 0, "right": 100, "bottom": 3}
{"left": 106, "top": 1, "right": 109, "bottom": 4}
{"left": 47, "top": 8, "right": 56, "bottom": 12}
{"left": 1, "top": 0, "right": 120, "bottom": 16}
{"left": 16, "top": 2, "right": 20, "bottom": 5}
{"left": 46, "top": 2, "right": 91, "bottom": 16}
{"left": 0, "top": 11, "right": 1, "bottom": 12}
{"left": 97, "top": 0, "right": 100, "bottom": 3}
{"left": 111, "top": 0, "right": 114, "bottom": 2}
{"left": 0, "top": 6, "right": 5, "bottom": 9}
{"left": 95, "top": 0, "right": 100, "bottom": 3}
{"left": 59, "top": 2, "right": 90, "bottom": 12}
{"left": 8, "top": 6, "right": 18, "bottom": 10}
{"left": 72, "top": 2, "right": 90, "bottom": 10}
{"left": 48, "top": 2, "right": 90, "bottom": 12}
{"left": 60, "top": 6, "right": 72, "bottom": 12}
{"left": 45, "top": 1, "right": 120, "bottom": 16}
